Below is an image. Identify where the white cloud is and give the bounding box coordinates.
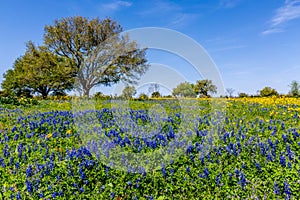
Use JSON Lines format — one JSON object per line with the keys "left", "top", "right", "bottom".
{"left": 263, "top": 0, "right": 300, "bottom": 35}
{"left": 101, "top": 1, "right": 132, "bottom": 12}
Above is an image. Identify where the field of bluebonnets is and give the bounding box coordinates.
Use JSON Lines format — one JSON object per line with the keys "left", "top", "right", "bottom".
{"left": 0, "top": 97, "right": 299, "bottom": 199}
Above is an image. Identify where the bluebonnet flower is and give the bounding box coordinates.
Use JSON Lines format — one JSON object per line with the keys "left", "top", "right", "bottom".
{"left": 200, "top": 156, "right": 205, "bottom": 165}
{"left": 280, "top": 153, "right": 286, "bottom": 167}
{"left": 170, "top": 168, "right": 174, "bottom": 176}
{"left": 186, "top": 144, "right": 193, "bottom": 154}
{"left": 186, "top": 166, "right": 191, "bottom": 173}
{"left": 127, "top": 181, "right": 132, "bottom": 186}
{"left": 80, "top": 187, "right": 84, "bottom": 193}
{"left": 79, "top": 167, "right": 86, "bottom": 179}
{"left": 215, "top": 173, "right": 222, "bottom": 186}
{"left": 204, "top": 168, "right": 209, "bottom": 178}
{"left": 238, "top": 172, "right": 246, "bottom": 189}
{"left": 149, "top": 195, "right": 154, "bottom": 200}
{"left": 207, "top": 152, "right": 211, "bottom": 161}
{"left": 9, "top": 157, "right": 14, "bottom": 166}
{"left": 288, "top": 162, "right": 292, "bottom": 168}
{"left": 0, "top": 158, "right": 6, "bottom": 168}
{"left": 282, "top": 134, "right": 287, "bottom": 143}
{"left": 14, "top": 134, "right": 19, "bottom": 141}
{"left": 161, "top": 165, "right": 166, "bottom": 177}
{"left": 11, "top": 126, "right": 17, "bottom": 132}
{"left": 16, "top": 191, "right": 21, "bottom": 200}
{"left": 217, "top": 148, "right": 222, "bottom": 156}
{"left": 267, "top": 153, "right": 273, "bottom": 162}
{"left": 40, "top": 171, "right": 45, "bottom": 179}
{"left": 26, "top": 165, "right": 33, "bottom": 178}
{"left": 268, "top": 138, "right": 274, "bottom": 148}
{"left": 3, "top": 144, "right": 10, "bottom": 158}
{"left": 58, "top": 191, "right": 63, "bottom": 196}
{"left": 255, "top": 162, "right": 262, "bottom": 172}
{"left": 50, "top": 152, "right": 55, "bottom": 161}
{"left": 281, "top": 122, "right": 285, "bottom": 130}
{"left": 274, "top": 182, "right": 280, "bottom": 195}
{"left": 52, "top": 192, "right": 58, "bottom": 198}
{"left": 26, "top": 180, "right": 33, "bottom": 193}
{"left": 23, "top": 153, "right": 27, "bottom": 162}
{"left": 284, "top": 181, "right": 292, "bottom": 197}
{"left": 286, "top": 145, "right": 294, "bottom": 160}
{"left": 38, "top": 192, "right": 45, "bottom": 198}
{"left": 110, "top": 192, "right": 115, "bottom": 199}
{"left": 233, "top": 144, "right": 238, "bottom": 156}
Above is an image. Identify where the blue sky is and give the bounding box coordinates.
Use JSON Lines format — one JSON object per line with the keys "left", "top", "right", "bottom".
{"left": 0, "top": 0, "right": 300, "bottom": 96}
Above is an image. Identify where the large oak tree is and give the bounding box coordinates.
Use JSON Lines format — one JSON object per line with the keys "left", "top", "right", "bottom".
{"left": 44, "top": 16, "right": 148, "bottom": 97}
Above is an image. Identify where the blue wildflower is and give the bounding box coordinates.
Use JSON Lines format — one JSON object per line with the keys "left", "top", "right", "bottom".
{"left": 274, "top": 182, "right": 280, "bottom": 195}
{"left": 280, "top": 153, "right": 286, "bottom": 167}
{"left": 26, "top": 180, "right": 33, "bottom": 193}
{"left": 79, "top": 187, "right": 84, "bottom": 193}
{"left": 16, "top": 191, "right": 21, "bottom": 200}
{"left": 284, "top": 181, "right": 292, "bottom": 196}
{"left": 110, "top": 192, "right": 115, "bottom": 199}
{"left": 26, "top": 165, "right": 33, "bottom": 178}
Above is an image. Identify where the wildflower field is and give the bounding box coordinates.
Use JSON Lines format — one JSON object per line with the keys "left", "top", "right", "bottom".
{"left": 0, "top": 97, "right": 299, "bottom": 199}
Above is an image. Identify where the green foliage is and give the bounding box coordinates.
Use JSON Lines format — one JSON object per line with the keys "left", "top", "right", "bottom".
{"left": 94, "top": 92, "right": 111, "bottom": 100}
{"left": 260, "top": 87, "right": 279, "bottom": 97}
{"left": 0, "top": 96, "right": 39, "bottom": 107}
{"left": 289, "top": 80, "right": 299, "bottom": 97}
{"left": 138, "top": 93, "right": 149, "bottom": 100}
{"left": 151, "top": 91, "right": 161, "bottom": 98}
{"left": 238, "top": 92, "right": 248, "bottom": 98}
{"left": 121, "top": 85, "right": 136, "bottom": 99}
{"left": 172, "top": 82, "right": 196, "bottom": 98}
{"left": 194, "top": 79, "right": 217, "bottom": 97}
{"left": 1, "top": 41, "right": 75, "bottom": 99}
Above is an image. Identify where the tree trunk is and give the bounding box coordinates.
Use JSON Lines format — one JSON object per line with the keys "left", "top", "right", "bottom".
{"left": 41, "top": 90, "right": 48, "bottom": 99}
{"left": 83, "top": 88, "right": 90, "bottom": 98}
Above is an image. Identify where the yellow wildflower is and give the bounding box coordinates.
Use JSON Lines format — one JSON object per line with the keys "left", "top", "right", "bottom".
{"left": 45, "top": 133, "right": 52, "bottom": 139}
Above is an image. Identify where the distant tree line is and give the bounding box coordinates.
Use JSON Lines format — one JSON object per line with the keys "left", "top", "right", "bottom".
{"left": 117, "top": 79, "right": 300, "bottom": 100}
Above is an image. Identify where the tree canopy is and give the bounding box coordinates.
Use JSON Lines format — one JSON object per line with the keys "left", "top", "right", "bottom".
{"left": 44, "top": 16, "right": 148, "bottom": 97}
{"left": 172, "top": 82, "right": 196, "bottom": 98}
{"left": 1, "top": 42, "right": 75, "bottom": 98}
{"left": 194, "top": 79, "right": 217, "bottom": 97}
{"left": 259, "top": 86, "right": 279, "bottom": 97}
{"left": 121, "top": 85, "right": 136, "bottom": 99}
{"left": 289, "top": 80, "right": 299, "bottom": 97}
